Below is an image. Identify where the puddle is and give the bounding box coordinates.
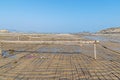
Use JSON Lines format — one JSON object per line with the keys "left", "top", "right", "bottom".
{"left": 17, "top": 49, "right": 26, "bottom": 52}
{"left": 38, "top": 47, "right": 60, "bottom": 53}
{"left": 2, "top": 51, "right": 9, "bottom": 58}
{"left": 83, "top": 36, "right": 109, "bottom": 41}
{"left": 37, "top": 46, "right": 81, "bottom": 54}
{"left": 2, "top": 50, "right": 16, "bottom": 59}
{"left": 9, "top": 55, "right": 17, "bottom": 59}
{"left": 84, "top": 36, "right": 120, "bottom": 43}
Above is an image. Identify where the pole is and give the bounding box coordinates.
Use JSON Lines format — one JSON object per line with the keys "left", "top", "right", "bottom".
{"left": 94, "top": 43, "right": 97, "bottom": 59}
{"left": 0, "top": 42, "right": 2, "bottom": 57}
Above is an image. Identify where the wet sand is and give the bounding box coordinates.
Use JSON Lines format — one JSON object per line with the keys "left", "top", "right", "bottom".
{"left": 0, "top": 33, "right": 120, "bottom": 80}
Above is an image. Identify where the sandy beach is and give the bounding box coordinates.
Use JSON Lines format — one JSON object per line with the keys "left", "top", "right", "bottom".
{"left": 0, "top": 33, "right": 120, "bottom": 80}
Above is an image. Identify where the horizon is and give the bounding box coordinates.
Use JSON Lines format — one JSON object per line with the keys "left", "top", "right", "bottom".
{"left": 0, "top": 0, "right": 120, "bottom": 33}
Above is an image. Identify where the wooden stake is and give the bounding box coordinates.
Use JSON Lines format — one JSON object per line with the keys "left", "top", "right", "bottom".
{"left": 0, "top": 42, "right": 2, "bottom": 57}
{"left": 94, "top": 43, "right": 97, "bottom": 59}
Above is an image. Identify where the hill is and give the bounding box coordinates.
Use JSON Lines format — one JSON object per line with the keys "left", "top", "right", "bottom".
{"left": 98, "top": 27, "right": 120, "bottom": 34}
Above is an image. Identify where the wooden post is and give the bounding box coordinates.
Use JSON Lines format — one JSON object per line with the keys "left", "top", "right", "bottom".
{"left": 0, "top": 42, "right": 2, "bottom": 57}
{"left": 93, "top": 40, "right": 98, "bottom": 59}
{"left": 94, "top": 43, "right": 96, "bottom": 59}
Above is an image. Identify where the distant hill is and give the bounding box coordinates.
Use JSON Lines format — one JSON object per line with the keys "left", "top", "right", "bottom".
{"left": 0, "top": 29, "right": 9, "bottom": 33}
{"left": 98, "top": 27, "right": 120, "bottom": 34}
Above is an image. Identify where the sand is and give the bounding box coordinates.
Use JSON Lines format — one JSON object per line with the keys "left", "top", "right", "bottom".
{"left": 0, "top": 33, "right": 120, "bottom": 80}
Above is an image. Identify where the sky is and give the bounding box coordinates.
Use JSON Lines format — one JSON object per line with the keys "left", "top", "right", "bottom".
{"left": 0, "top": 0, "right": 120, "bottom": 33}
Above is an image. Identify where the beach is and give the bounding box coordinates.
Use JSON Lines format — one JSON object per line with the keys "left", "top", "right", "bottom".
{"left": 0, "top": 33, "right": 120, "bottom": 80}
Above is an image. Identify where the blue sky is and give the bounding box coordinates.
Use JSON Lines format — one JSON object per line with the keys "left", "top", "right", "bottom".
{"left": 0, "top": 0, "right": 120, "bottom": 33}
